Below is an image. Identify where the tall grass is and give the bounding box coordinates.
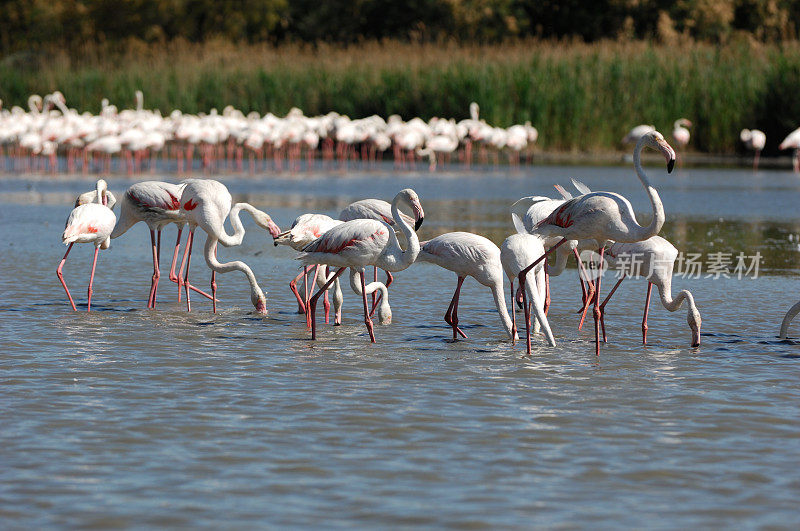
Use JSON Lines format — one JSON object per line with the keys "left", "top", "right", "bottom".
{"left": 2, "top": 39, "right": 800, "bottom": 153}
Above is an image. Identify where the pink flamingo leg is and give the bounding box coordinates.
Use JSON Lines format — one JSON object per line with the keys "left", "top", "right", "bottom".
{"left": 598, "top": 273, "right": 627, "bottom": 343}
{"left": 592, "top": 247, "right": 605, "bottom": 356}
{"left": 444, "top": 276, "right": 468, "bottom": 341}
{"left": 577, "top": 256, "right": 597, "bottom": 330}
{"left": 543, "top": 261, "right": 551, "bottom": 315}
{"left": 56, "top": 243, "right": 77, "bottom": 311}
{"left": 183, "top": 229, "right": 195, "bottom": 312}
{"left": 175, "top": 227, "right": 215, "bottom": 302}
{"left": 359, "top": 269, "right": 376, "bottom": 343}
{"left": 309, "top": 267, "right": 346, "bottom": 340}
{"left": 305, "top": 266, "right": 315, "bottom": 329}
{"left": 289, "top": 267, "right": 309, "bottom": 314}
{"left": 169, "top": 227, "right": 183, "bottom": 287}
{"left": 147, "top": 229, "right": 160, "bottom": 309}
{"left": 87, "top": 246, "right": 100, "bottom": 312}
{"left": 642, "top": 282, "right": 653, "bottom": 345}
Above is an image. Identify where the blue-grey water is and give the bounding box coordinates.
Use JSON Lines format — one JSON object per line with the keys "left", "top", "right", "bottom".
{"left": 2, "top": 163, "right": 800, "bottom": 528}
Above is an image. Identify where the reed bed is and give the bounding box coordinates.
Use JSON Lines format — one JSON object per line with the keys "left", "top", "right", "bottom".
{"left": 2, "top": 39, "right": 800, "bottom": 153}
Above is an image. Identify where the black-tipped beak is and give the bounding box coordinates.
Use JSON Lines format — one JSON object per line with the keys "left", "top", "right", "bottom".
{"left": 274, "top": 240, "right": 279, "bottom": 247}
{"left": 667, "top": 158, "right": 675, "bottom": 173}
{"left": 414, "top": 217, "right": 424, "bottom": 231}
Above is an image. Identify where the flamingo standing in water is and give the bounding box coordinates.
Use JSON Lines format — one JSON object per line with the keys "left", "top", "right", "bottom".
{"left": 415, "top": 232, "right": 516, "bottom": 342}
{"left": 179, "top": 179, "right": 282, "bottom": 314}
{"left": 740, "top": 129, "right": 766, "bottom": 171}
{"left": 672, "top": 118, "right": 692, "bottom": 166}
{"left": 778, "top": 127, "right": 800, "bottom": 172}
{"left": 598, "top": 235, "right": 701, "bottom": 347}
{"left": 299, "top": 189, "right": 424, "bottom": 342}
{"left": 500, "top": 229, "right": 555, "bottom": 350}
{"left": 517, "top": 131, "right": 676, "bottom": 355}
{"left": 57, "top": 179, "right": 116, "bottom": 311}
{"left": 273, "top": 213, "right": 344, "bottom": 324}
{"left": 103, "top": 180, "right": 213, "bottom": 309}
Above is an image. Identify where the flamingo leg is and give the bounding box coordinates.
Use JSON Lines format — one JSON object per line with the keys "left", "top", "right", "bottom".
{"left": 592, "top": 247, "right": 605, "bottom": 356}
{"left": 372, "top": 266, "right": 378, "bottom": 311}
{"left": 642, "top": 282, "right": 653, "bottom": 345}
{"left": 369, "top": 270, "right": 393, "bottom": 316}
{"left": 147, "top": 229, "right": 160, "bottom": 309}
{"left": 87, "top": 247, "right": 100, "bottom": 312}
{"left": 183, "top": 228, "right": 195, "bottom": 312}
{"left": 520, "top": 271, "right": 532, "bottom": 355}
{"left": 508, "top": 277, "right": 517, "bottom": 345}
{"left": 169, "top": 227, "right": 183, "bottom": 286}
{"left": 444, "top": 276, "right": 468, "bottom": 341}
{"left": 56, "top": 243, "right": 76, "bottom": 311}
{"left": 309, "top": 267, "right": 346, "bottom": 340}
{"left": 175, "top": 227, "right": 216, "bottom": 302}
{"left": 577, "top": 254, "right": 596, "bottom": 330}
{"left": 359, "top": 269, "right": 376, "bottom": 343}
{"left": 598, "top": 273, "right": 626, "bottom": 343}
{"left": 211, "top": 245, "right": 218, "bottom": 314}
{"left": 289, "top": 266, "right": 308, "bottom": 314}
{"left": 543, "top": 260, "right": 551, "bottom": 316}
{"left": 320, "top": 266, "right": 331, "bottom": 324}
{"left": 518, "top": 238, "right": 566, "bottom": 283}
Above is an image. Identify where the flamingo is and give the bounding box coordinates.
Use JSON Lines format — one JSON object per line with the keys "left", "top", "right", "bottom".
{"left": 415, "top": 232, "right": 516, "bottom": 342}
{"left": 778, "top": 127, "right": 800, "bottom": 172}
{"left": 672, "top": 118, "right": 692, "bottom": 147}
{"left": 517, "top": 130, "right": 676, "bottom": 355}
{"left": 597, "top": 235, "right": 701, "bottom": 347}
{"left": 500, "top": 230, "right": 556, "bottom": 351}
{"left": 273, "top": 213, "right": 344, "bottom": 324}
{"left": 740, "top": 129, "right": 766, "bottom": 171}
{"left": 57, "top": 179, "right": 116, "bottom": 311}
{"left": 179, "top": 179, "right": 282, "bottom": 314}
{"left": 622, "top": 124, "right": 655, "bottom": 144}
{"left": 107, "top": 180, "right": 214, "bottom": 309}
{"left": 299, "top": 188, "right": 424, "bottom": 342}
{"left": 779, "top": 301, "right": 800, "bottom": 339}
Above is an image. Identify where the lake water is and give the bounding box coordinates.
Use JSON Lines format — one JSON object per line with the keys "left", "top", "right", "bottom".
{"left": 2, "top": 163, "right": 799, "bottom": 528}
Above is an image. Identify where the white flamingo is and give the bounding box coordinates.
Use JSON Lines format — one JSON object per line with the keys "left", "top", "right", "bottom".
{"left": 57, "top": 179, "right": 116, "bottom": 311}
{"left": 415, "top": 232, "right": 516, "bottom": 342}
{"left": 299, "top": 189, "right": 424, "bottom": 342}
{"left": 740, "top": 129, "right": 766, "bottom": 171}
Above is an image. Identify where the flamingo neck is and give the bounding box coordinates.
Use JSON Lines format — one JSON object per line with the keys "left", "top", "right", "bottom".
{"left": 203, "top": 237, "right": 266, "bottom": 312}
{"left": 216, "top": 203, "right": 254, "bottom": 247}
{"left": 489, "top": 282, "right": 515, "bottom": 340}
{"left": 633, "top": 136, "right": 665, "bottom": 240}
{"left": 780, "top": 300, "right": 800, "bottom": 339}
{"left": 349, "top": 268, "right": 392, "bottom": 324}
{"left": 382, "top": 194, "right": 419, "bottom": 271}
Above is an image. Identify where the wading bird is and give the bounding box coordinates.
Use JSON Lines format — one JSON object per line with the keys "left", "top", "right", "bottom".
{"left": 299, "top": 189, "right": 424, "bottom": 342}
{"left": 57, "top": 179, "right": 116, "bottom": 311}
{"left": 740, "top": 129, "right": 767, "bottom": 171}
{"left": 179, "top": 179, "right": 281, "bottom": 314}
{"left": 517, "top": 131, "right": 676, "bottom": 356}
{"left": 779, "top": 127, "right": 800, "bottom": 172}
{"left": 415, "top": 231, "right": 516, "bottom": 342}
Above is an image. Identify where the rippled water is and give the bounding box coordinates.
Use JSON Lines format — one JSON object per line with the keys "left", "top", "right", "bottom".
{"left": 2, "top": 164, "right": 800, "bottom": 528}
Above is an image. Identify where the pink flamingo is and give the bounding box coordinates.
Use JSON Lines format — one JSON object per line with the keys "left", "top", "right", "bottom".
{"left": 179, "top": 179, "right": 282, "bottom": 314}
{"left": 106, "top": 180, "right": 214, "bottom": 309}
{"left": 415, "top": 232, "right": 516, "bottom": 342}
{"left": 598, "top": 235, "right": 701, "bottom": 347}
{"left": 500, "top": 230, "right": 556, "bottom": 350}
{"left": 780, "top": 301, "right": 800, "bottom": 339}
{"left": 779, "top": 127, "right": 800, "bottom": 172}
{"left": 740, "top": 129, "right": 766, "bottom": 171}
{"left": 57, "top": 179, "right": 116, "bottom": 311}
{"left": 299, "top": 188, "right": 424, "bottom": 342}
{"left": 273, "top": 213, "right": 344, "bottom": 324}
{"left": 517, "top": 131, "right": 676, "bottom": 355}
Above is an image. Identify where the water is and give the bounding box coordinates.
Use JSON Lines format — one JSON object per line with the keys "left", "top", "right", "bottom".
{"left": 2, "top": 164, "right": 800, "bottom": 528}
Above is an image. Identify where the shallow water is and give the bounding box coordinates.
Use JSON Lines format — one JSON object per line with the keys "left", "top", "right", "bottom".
{"left": 2, "top": 164, "right": 800, "bottom": 528}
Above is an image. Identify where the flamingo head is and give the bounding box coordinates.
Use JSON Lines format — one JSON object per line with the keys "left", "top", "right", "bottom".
{"left": 253, "top": 288, "right": 268, "bottom": 315}
{"left": 643, "top": 131, "right": 676, "bottom": 173}
{"left": 400, "top": 188, "right": 425, "bottom": 231}
{"left": 675, "top": 118, "right": 692, "bottom": 128}
{"left": 254, "top": 211, "right": 282, "bottom": 240}
{"left": 689, "top": 307, "right": 702, "bottom": 347}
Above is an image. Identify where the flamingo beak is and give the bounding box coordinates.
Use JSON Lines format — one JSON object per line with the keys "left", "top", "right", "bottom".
{"left": 273, "top": 229, "right": 291, "bottom": 246}
{"left": 415, "top": 217, "right": 424, "bottom": 231}
{"left": 667, "top": 158, "right": 675, "bottom": 173}
{"left": 413, "top": 202, "right": 425, "bottom": 231}
{"left": 658, "top": 138, "right": 677, "bottom": 173}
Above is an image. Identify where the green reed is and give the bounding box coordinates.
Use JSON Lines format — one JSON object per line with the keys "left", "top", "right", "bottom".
{"left": 2, "top": 39, "right": 799, "bottom": 153}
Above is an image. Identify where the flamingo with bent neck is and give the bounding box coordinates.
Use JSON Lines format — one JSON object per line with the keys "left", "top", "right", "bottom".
{"left": 415, "top": 231, "right": 516, "bottom": 342}
{"left": 299, "top": 188, "right": 424, "bottom": 342}
{"left": 179, "top": 179, "right": 281, "bottom": 314}
{"left": 599, "top": 235, "right": 701, "bottom": 347}
{"left": 517, "top": 130, "right": 676, "bottom": 355}
{"left": 58, "top": 179, "right": 116, "bottom": 311}
{"left": 273, "top": 213, "right": 344, "bottom": 325}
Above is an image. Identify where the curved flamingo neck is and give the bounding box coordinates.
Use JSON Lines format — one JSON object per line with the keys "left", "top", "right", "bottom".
{"left": 203, "top": 237, "right": 266, "bottom": 310}
{"left": 489, "top": 282, "right": 515, "bottom": 340}
{"left": 780, "top": 300, "right": 800, "bottom": 338}
{"left": 216, "top": 203, "right": 258, "bottom": 247}
{"left": 383, "top": 194, "right": 420, "bottom": 270}
{"left": 633, "top": 137, "right": 666, "bottom": 241}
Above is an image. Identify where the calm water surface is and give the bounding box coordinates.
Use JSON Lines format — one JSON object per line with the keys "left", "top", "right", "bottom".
{"left": 1, "top": 164, "right": 799, "bottom": 528}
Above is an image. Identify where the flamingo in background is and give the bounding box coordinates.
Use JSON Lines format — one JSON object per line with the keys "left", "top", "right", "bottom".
{"left": 57, "top": 179, "right": 116, "bottom": 311}
{"left": 672, "top": 118, "right": 692, "bottom": 166}
{"left": 179, "top": 179, "right": 281, "bottom": 314}
{"left": 273, "top": 213, "right": 344, "bottom": 324}
{"left": 598, "top": 235, "right": 701, "bottom": 347}
{"left": 299, "top": 189, "right": 424, "bottom": 342}
{"left": 415, "top": 232, "right": 516, "bottom": 342}
{"left": 517, "top": 131, "right": 676, "bottom": 355}
{"left": 779, "top": 127, "right": 800, "bottom": 172}
{"left": 740, "top": 129, "right": 766, "bottom": 171}
{"left": 779, "top": 301, "right": 800, "bottom": 339}
{"left": 500, "top": 229, "right": 555, "bottom": 351}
